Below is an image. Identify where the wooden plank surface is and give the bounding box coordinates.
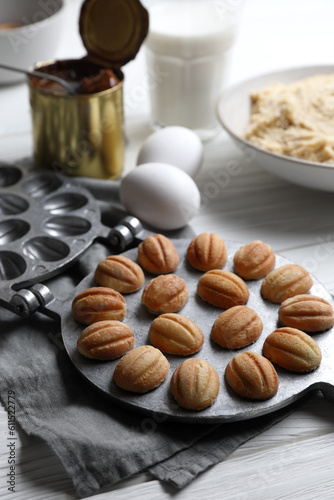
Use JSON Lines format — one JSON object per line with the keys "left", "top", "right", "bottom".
{"left": 2, "top": 0, "right": 334, "bottom": 498}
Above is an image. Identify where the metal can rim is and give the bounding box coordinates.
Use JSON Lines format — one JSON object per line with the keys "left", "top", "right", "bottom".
{"left": 28, "top": 59, "right": 124, "bottom": 99}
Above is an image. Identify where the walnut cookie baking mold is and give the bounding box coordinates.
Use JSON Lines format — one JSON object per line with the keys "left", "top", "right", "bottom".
{"left": 61, "top": 238, "right": 334, "bottom": 423}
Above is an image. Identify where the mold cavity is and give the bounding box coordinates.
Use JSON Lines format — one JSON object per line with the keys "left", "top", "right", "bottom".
{"left": 44, "top": 216, "right": 91, "bottom": 237}
{"left": 0, "top": 251, "right": 26, "bottom": 280}
{"left": 23, "top": 236, "right": 70, "bottom": 262}
{"left": 22, "top": 173, "right": 62, "bottom": 198}
{"left": 43, "top": 193, "right": 88, "bottom": 214}
{"left": 0, "top": 166, "right": 22, "bottom": 187}
{"left": 0, "top": 194, "right": 29, "bottom": 215}
{"left": 0, "top": 219, "right": 30, "bottom": 245}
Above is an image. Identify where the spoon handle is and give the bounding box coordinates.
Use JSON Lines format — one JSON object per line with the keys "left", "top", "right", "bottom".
{"left": 0, "top": 62, "right": 76, "bottom": 94}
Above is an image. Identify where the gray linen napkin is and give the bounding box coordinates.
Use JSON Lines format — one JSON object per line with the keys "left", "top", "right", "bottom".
{"left": 0, "top": 195, "right": 305, "bottom": 498}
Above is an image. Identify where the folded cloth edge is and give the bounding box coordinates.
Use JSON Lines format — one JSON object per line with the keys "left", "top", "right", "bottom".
{"left": 149, "top": 394, "right": 310, "bottom": 489}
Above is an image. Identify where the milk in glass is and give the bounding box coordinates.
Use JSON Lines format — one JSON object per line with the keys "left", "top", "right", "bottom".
{"left": 145, "top": 0, "right": 239, "bottom": 139}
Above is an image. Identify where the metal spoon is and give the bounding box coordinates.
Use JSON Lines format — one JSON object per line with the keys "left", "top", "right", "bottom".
{"left": 0, "top": 62, "right": 80, "bottom": 94}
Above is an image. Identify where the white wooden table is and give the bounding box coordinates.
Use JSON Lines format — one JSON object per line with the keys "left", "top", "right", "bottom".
{"left": 2, "top": 0, "right": 334, "bottom": 498}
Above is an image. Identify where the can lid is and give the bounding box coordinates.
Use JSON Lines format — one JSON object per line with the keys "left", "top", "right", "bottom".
{"left": 79, "top": 0, "right": 149, "bottom": 68}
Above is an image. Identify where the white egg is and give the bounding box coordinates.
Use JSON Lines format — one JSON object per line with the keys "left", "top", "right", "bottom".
{"left": 136, "top": 126, "right": 203, "bottom": 178}
{"left": 119, "top": 163, "right": 201, "bottom": 230}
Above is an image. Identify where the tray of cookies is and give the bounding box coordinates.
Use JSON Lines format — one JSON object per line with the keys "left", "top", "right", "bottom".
{"left": 58, "top": 235, "right": 334, "bottom": 423}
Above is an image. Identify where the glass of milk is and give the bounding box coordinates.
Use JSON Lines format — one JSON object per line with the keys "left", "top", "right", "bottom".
{"left": 144, "top": 0, "right": 242, "bottom": 140}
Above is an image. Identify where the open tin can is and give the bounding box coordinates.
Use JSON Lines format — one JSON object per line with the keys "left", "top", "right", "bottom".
{"left": 28, "top": 0, "right": 149, "bottom": 180}
{"left": 29, "top": 59, "right": 125, "bottom": 179}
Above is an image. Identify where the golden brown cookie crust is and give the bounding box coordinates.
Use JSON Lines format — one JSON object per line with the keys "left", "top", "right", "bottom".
{"left": 77, "top": 320, "right": 134, "bottom": 360}
{"left": 261, "top": 264, "right": 313, "bottom": 303}
{"left": 197, "top": 269, "right": 249, "bottom": 309}
{"left": 233, "top": 240, "right": 275, "bottom": 280}
{"left": 278, "top": 294, "right": 334, "bottom": 332}
{"left": 149, "top": 313, "right": 204, "bottom": 355}
{"left": 142, "top": 274, "right": 189, "bottom": 314}
{"left": 72, "top": 287, "right": 126, "bottom": 324}
{"left": 211, "top": 305, "right": 263, "bottom": 349}
{"left": 225, "top": 351, "right": 279, "bottom": 400}
{"left": 187, "top": 232, "right": 227, "bottom": 272}
{"left": 95, "top": 255, "right": 145, "bottom": 293}
{"left": 170, "top": 358, "right": 220, "bottom": 410}
{"left": 113, "top": 345, "right": 169, "bottom": 393}
{"left": 263, "top": 327, "right": 322, "bottom": 372}
{"left": 138, "top": 234, "right": 179, "bottom": 274}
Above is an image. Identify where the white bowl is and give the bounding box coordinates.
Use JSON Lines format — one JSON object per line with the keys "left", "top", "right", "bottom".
{"left": 0, "top": 0, "right": 65, "bottom": 84}
{"left": 217, "top": 65, "right": 334, "bottom": 192}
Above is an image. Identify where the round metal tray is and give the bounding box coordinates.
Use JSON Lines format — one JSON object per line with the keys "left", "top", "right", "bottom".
{"left": 60, "top": 239, "right": 334, "bottom": 423}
